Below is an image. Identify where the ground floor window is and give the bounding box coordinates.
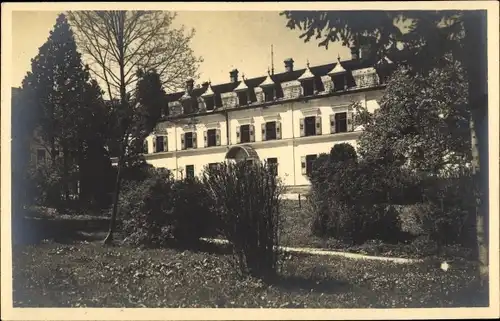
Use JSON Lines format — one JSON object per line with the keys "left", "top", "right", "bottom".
{"left": 186, "top": 165, "right": 195, "bottom": 179}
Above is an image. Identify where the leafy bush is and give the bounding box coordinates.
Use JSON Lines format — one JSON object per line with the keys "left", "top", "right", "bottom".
{"left": 309, "top": 144, "right": 407, "bottom": 244}
{"left": 203, "top": 161, "right": 284, "bottom": 280}
{"left": 169, "top": 177, "right": 218, "bottom": 245}
{"left": 121, "top": 168, "right": 175, "bottom": 247}
{"left": 27, "top": 161, "right": 66, "bottom": 209}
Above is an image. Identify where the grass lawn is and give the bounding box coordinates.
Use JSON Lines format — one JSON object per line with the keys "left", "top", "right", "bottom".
{"left": 11, "top": 202, "right": 487, "bottom": 308}
{"left": 12, "top": 240, "right": 487, "bottom": 308}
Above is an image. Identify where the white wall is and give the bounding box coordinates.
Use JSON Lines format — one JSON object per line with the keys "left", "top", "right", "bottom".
{"left": 144, "top": 88, "right": 383, "bottom": 185}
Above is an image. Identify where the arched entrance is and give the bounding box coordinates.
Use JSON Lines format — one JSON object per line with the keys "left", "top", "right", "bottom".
{"left": 225, "top": 145, "right": 260, "bottom": 164}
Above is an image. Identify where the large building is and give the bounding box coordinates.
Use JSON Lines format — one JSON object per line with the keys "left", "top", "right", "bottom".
{"left": 142, "top": 49, "right": 392, "bottom": 191}
{"left": 144, "top": 49, "right": 393, "bottom": 189}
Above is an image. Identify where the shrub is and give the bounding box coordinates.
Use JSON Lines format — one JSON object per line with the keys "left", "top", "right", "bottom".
{"left": 121, "top": 168, "right": 175, "bottom": 247}
{"left": 169, "top": 177, "right": 218, "bottom": 245}
{"left": 309, "top": 147, "right": 406, "bottom": 244}
{"left": 27, "top": 161, "right": 66, "bottom": 209}
{"left": 203, "top": 160, "right": 284, "bottom": 280}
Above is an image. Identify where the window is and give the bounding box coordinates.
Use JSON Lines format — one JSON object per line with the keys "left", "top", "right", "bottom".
{"left": 185, "top": 132, "right": 194, "bottom": 149}
{"left": 207, "top": 129, "right": 217, "bottom": 147}
{"left": 37, "top": 149, "right": 46, "bottom": 165}
{"left": 304, "top": 116, "right": 317, "bottom": 136}
{"left": 305, "top": 154, "right": 317, "bottom": 176}
{"left": 205, "top": 97, "right": 215, "bottom": 111}
{"left": 237, "top": 92, "right": 248, "bottom": 106}
{"left": 265, "top": 121, "right": 277, "bottom": 140}
{"left": 208, "top": 163, "right": 219, "bottom": 171}
{"left": 240, "top": 124, "right": 251, "bottom": 143}
{"left": 267, "top": 157, "right": 278, "bottom": 176}
{"left": 263, "top": 87, "right": 275, "bottom": 102}
{"left": 302, "top": 79, "right": 315, "bottom": 96}
{"left": 186, "top": 165, "right": 195, "bottom": 179}
{"left": 333, "top": 75, "right": 346, "bottom": 91}
{"left": 156, "top": 136, "right": 165, "bottom": 153}
{"left": 335, "top": 112, "right": 348, "bottom": 133}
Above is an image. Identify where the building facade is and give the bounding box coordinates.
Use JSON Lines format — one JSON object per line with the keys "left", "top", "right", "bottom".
{"left": 143, "top": 50, "right": 393, "bottom": 190}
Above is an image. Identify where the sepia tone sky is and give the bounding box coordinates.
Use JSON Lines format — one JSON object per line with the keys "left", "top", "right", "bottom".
{"left": 11, "top": 10, "right": 348, "bottom": 89}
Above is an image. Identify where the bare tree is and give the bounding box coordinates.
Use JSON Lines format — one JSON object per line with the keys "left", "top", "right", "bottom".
{"left": 68, "top": 10, "right": 202, "bottom": 244}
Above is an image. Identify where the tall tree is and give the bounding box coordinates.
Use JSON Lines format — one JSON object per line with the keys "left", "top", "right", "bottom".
{"left": 22, "top": 13, "right": 100, "bottom": 202}
{"left": 354, "top": 62, "right": 470, "bottom": 175}
{"left": 68, "top": 10, "right": 202, "bottom": 244}
{"left": 280, "top": 10, "right": 488, "bottom": 284}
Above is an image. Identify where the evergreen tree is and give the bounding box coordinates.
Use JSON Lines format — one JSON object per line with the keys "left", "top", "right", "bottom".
{"left": 22, "top": 13, "right": 108, "bottom": 205}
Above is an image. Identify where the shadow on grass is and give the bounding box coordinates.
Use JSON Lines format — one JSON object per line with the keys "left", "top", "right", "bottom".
{"left": 270, "top": 274, "right": 351, "bottom": 295}
{"left": 12, "top": 215, "right": 116, "bottom": 245}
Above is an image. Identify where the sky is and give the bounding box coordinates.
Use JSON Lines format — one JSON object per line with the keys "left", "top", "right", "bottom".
{"left": 11, "top": 10, "right": 349, "bottom": 89}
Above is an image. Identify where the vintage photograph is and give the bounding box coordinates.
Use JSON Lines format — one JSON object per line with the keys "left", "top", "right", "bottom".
{"left": 2, "top": 2, "right": 498, "bottom": 316}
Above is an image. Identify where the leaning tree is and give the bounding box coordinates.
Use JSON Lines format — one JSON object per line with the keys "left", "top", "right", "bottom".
{"left": 68, "top": 10, "right": 203, "bottom": 244}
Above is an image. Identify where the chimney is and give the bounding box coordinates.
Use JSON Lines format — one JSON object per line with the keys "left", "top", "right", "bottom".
{"left": 229, "top": 69, "right": 239, "bottom": 83}
{"left": 284, "top": 58, "right": 294, "bottom": 72}
{"left": 185, "top": 78, "right": 194, "bottom": 92}
{"left": 350, "top": 46, "right": 360, "bottom": 60}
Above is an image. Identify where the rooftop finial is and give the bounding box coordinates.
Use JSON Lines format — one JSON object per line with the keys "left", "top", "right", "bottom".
{"left": 306, "top": 59, "right": 310, "bottom": 68}
{"left": 271, "top": 44, "right": 275, "bottom": 75}
{"left": 267, "top": 67, "right": 271, "bottom": 75}
{"left": 337, "top": 54, "right": 341, "bottom": 62}
{"left": 242, "top": 73, "right": 246, "bottom": 80}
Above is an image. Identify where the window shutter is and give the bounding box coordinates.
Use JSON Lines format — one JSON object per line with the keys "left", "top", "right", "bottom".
{"left": 299, "top": 118, "right": 305, "bottom": 137}
{"left": 315, "top": 116, "right": 322, "bottom": 135}
{"left": 204, "top": 130, "right": 208, "bottom": 148}
{"left": 143, "top": 139, "right": 149, "bottom": 154}
{"left": 236, "top": 126, "right": 241, "bottom": 144}
{"left": 192, "top": 132, "right": 198, "bottom": 149}
{"left": 163, "top": 135, "right": 168, "bottom": 152}
{"left": 152, "top": 135, "right": 157, "bottom": 153}
{"left": 276, "top": 121, "right": 282, "bottom": 139}
{"left": 347, "top": 111, "right": 354, "bottom": 131}
{"left": 261, "top": 123, "right": 267, "bottom": 141}
{"left": 301, "top": 156, "right": 307, "bottom": 175}
{"left": 330, "top": 114, "right": 336, "bottom": 134}
{"left": 181, "top": 133, "right": 186, "bottom": 150}
{"left": 216, "top": 129, "right": 221, "bottom": 146}
{"left": 250, "top": 124, "right": 255, "bottom": 142}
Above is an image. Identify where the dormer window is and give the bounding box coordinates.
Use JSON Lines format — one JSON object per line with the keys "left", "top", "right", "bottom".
{"left": 205, "top": 97, "right": 215, "bottom": 111}
{"left": 260, "top": 69, "right": 276, "bottom": 103}
{"left": 263, "top": 87, "right": 275, "bottom": 102}
{"left": 201, "top": 81, "right": 216, "bottom": 111}
{"left": 329, "top": 55, "right": 347, "bottom": 92}
{"left": 333, "top": 76, "right": 346, "bottom": 92}
{"left": 298, "top": 60, "right": 316, "bottom": 97}
{"left": 237, "top": 91, "right": 248, "bottom": 106}
{"left": 302, "top": 79, "right": 315, "bottom": 96}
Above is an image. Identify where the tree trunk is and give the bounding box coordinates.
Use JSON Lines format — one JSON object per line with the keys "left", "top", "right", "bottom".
{"left": 63, "top": 145, "right": 70, "bottom": 201}
{"left": 103, "top": 153, "right": 124, "bottom": 245}
{"left": 463, "top": 11, "right": 488, "bottom": 287}
{"left": 104, "top": 11, "right": 127, "bottom": 246}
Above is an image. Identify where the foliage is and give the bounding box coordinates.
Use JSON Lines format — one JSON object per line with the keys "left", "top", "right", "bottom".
{"left": 280, "top": 9, "right": 488, "bottom": 281}
{"left": 203, "top": 161, "right": 285, "bottom": 280}
{"left": 67, "top": 10, "right": 202, "bottom": 242}
{"left": 169, "top": 177, "right": 218, "bottom": 245}
{"left": 21, "top": 14, "right": 110, "bottom": 208}
{"left": 309, "top": 143, "right": 426, "bottom": 244}
{"left": 354, "top": 63, "right": 470, "bottom": 174}
{"left": 120, "top": 168, "right": 175, "bottom": 247}
{"left": 26, "top": 159, "right": 77, "bottom": 209}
